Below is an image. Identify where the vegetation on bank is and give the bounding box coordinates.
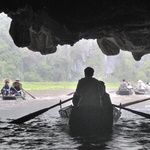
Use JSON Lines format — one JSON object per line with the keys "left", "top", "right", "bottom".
{"left": 0, "top": 81, "right": 119, "bottom": 91}
{"left": 21, "top": 82, "right": 78, "bottom": 91}
{"left": 2, "top": 82, "right": 118, "bottom": 91}
{"left": 24, "top": 82, "right": 119, "bottom": 91}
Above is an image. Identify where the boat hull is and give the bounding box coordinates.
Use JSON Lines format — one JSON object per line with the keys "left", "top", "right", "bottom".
{"left": 1, "top": 95, "right": 25, "bottom": 100}
{"left": 116, "top": 90, "right": 133, "bottom": 95}
{"left": 134, "top": 89, "right": 146, "bottom": 95}
{"left": 59, "top": 105, "right": 121, "bottom": 135}
{"left": 2, "top": 96, "right": 17, "bottom": 100}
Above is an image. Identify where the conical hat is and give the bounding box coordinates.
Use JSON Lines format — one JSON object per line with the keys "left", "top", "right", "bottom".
{"left": 138, "top": 80, "right": 143, "bottom": 83}
{"left": 3, "top": 78, "right": 12, "bottom": 83}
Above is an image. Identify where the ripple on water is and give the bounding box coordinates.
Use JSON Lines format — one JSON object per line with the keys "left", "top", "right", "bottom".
{"left": 0, "top": 107, "right": 150, "bottom": 149}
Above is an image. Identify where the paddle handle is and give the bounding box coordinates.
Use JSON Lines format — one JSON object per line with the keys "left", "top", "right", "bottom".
{"left": 113, "top": 104, "right": 150, "bottom": 119}
{"left": 22, "top": 89, "right": 36, "bottom": 99}
{"left": 122, "top": 98, "right": 150, "bottom": 107}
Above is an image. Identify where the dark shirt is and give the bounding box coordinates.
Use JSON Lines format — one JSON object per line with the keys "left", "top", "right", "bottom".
{"left": 11, "top": 86, "right": 21, "bottom": 93}
{"left": 73, "top": 77, "right": 105, "bottom": 106}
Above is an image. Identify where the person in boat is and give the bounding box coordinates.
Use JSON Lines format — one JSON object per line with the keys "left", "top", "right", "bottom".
{"left": 118, "top": 79, "right": 128, "bottom": 91}
{"left": 137, "top": 80, "right": 146, "bottom": 91}
{"left": 72, "top": 67, "right": 105, "bottom": 106}
{"left": 70, "top": 67, "right": 113, "bottom": 134}
{"left": 10, "top": 78, "right": 23, "bottom": 96}
{"left": 0, "top": 79, "right": 11, "bottom": 96}
{"left": 127, "top": 82, "right": 133, "bottom": 90}
{"left": 146, "top": 82, "right": 150, "bottom": 92}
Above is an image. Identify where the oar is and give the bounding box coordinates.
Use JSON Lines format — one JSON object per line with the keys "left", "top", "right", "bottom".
{"left": 9, "top": 97, "right": 150, "bottom": 124}
{"left": 9, "top": 97, "right": 73, "bottom": 124}
{"left": 11, "top": 86, "right": 26, "bottom": 100}
{"left": 67, "top": 92, "right": 75, "bottom": 96}
{"left": 121, "top": 97, "right": 150, "bottom": 107}
{"left": 22, "top": 88, "right": 36, "bottom": 99}
{"left": 112, "top": 97, "right": 150, "bottom": 119}
{"left": 113, "top": 104, "right": 150, "bottom": 119}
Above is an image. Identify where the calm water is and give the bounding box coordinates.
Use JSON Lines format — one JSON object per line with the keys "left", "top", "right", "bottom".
{"left": 0, "top": 91, "right": 150, "bottom": 150}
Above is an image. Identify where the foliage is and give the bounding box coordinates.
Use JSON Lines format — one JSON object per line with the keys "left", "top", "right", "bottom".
{"left": 22, "top": 82, "right": 77, "bottom": 90}
{"left": 0, "top": 13, "right": 150, "bottom": 86}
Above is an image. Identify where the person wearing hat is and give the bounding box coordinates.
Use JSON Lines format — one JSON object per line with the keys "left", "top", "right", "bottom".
{"left": 0, "top": 79, "right": 11, "bottom": 96}
{"left": 137, "top": 80, "right": 146, "bottom": 90}
{"left": 10, "top": 78, "right": 23, "bottom": 96}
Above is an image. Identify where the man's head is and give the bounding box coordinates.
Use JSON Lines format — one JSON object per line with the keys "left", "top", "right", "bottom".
{"left": 84, "top": 67, "right": 94, "bottom": 77}
{"left": 4, "top": 78, "right": 11, "bottom": 84}
{"left": 5, "top": 81, "right": 9, "bottom": 84}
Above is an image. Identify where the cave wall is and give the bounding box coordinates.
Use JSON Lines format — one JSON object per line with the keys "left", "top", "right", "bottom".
{"left": 1, "top": 0, "right": 150, "bottom": 60}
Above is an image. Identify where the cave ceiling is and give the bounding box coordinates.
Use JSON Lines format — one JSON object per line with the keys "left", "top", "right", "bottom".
{"left": 0, "top": 0, "right": 150, "bottom": 61}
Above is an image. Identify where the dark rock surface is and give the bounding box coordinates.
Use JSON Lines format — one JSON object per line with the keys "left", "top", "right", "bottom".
{"left": 1, "top": 0, "right": 150, "bottom": 60}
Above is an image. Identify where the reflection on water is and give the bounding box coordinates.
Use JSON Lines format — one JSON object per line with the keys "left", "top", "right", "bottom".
{"left": 0, "top": 111, "right": 150, "bottom": 149}
{"left": 0, "top": 93, "right": 150, "bottom": 149}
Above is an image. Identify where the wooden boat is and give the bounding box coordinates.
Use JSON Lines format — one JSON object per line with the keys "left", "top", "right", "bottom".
{"left": 134, "top": 89, "right": 146, "bottom": 95}
{"left": 59, "top": 104, "right": 121, "bottom": 135}
{"left": 116, "top": 90, "right": 133, "bottom": 95}
{"left": 1, "top": 94, "right": 26, "bottom": 100}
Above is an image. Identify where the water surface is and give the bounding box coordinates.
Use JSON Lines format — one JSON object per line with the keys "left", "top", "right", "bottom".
{"left": 0, "top": 89, "right": 150, "bottom": 149}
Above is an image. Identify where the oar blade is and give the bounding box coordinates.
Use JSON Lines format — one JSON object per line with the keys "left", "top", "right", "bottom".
{"left": 10, "top": 97, "right": 73, "bottom": 124}
{"left": 10, "top": 107, "right": 49, "bottom": 124}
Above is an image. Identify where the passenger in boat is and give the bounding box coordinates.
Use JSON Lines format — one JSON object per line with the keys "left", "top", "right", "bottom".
{"left": 10, "top": 78, "right": 23, "bottom": 96}
{"left": 118, "top": 79, "right": 128, "bottom": 91}
{"left": 146, "top": 82, "right": 150, "bottom": 92}
{"left": 72, "top": 67, "right": 105, "bottom": 106}
{"left": 137, "top": 80, "right": 146, "bottom": 90}
{"left": 0, "top": 79, "right": 11, "bottom": 96}
{"left": 127, "top": 82, "right": 133, "bottom": 90}
{"left": 70, "top": 67, "right": 113, "bottom": 134}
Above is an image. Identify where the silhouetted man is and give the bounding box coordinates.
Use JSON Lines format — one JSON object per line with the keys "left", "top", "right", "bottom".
{"left": 73, "top": 67, "right": 105, "bottom": 106}
{"left": 70, "top": 67, "right": 113, "bottom": 135}
{"left": 118, "top": 79, "right": 128, "bottom": 91}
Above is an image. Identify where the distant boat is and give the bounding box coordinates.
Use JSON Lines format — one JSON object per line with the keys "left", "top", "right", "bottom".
{"left": 0, "top": 94, "right": 26, "bottom": 100}
{"left": 116, "top": 90, "right": 133, "bottom": 95}
{"left": 134, "top": 89, "right": 146, "bottom": 95}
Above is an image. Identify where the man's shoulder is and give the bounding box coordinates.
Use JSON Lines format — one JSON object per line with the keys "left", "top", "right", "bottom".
{"left": 78, "top": 77, "right": 95, "bottom": 83}
{"left": 78, "top": 78, "right": 85, "bottom": 81}
{"left": 99, "top": 80, "right": 105, "bottom": 85}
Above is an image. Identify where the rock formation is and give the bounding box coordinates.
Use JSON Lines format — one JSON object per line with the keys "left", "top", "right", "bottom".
{"left": 1, "top": 0, "right": 150, "bottom": 60}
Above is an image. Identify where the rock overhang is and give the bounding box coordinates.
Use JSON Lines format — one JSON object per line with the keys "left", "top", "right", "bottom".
{"left": 1, "top": 0, "right": 150, "bottom": 60}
